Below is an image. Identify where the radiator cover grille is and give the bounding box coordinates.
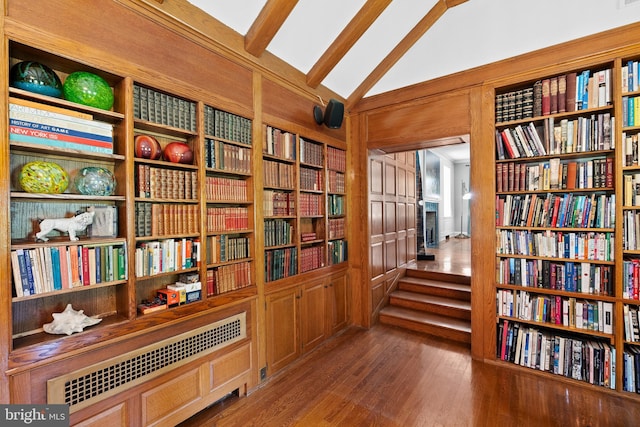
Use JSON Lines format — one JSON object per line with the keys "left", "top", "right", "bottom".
{"left": 48, "top": 312, "right": 246, "bottom": 412}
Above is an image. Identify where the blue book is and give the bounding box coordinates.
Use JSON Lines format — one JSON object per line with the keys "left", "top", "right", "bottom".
{"left": 9, "top": 133, "right": 113, "bottom": 154}
{"left": 50, "top": 247, "right": 62, "bottom": 291}
{"left": 565, "top": 262, "right": 574, "bottom": 292}
{"left": 581, "top": 70, "right": 590, "bottom": 109}
{"left": 22, "top": 249, "right": 36, "bottom": 296}
{"left": 15, "top": 249, "right": 31, "bottom": 297}
{"left": 95, "top": 246, "right": 101, "bottom": 284}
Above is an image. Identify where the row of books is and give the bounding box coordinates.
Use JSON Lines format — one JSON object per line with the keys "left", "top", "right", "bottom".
{"left": 622, "top": 260, "right": 640, "bottom": 300}
{"left": 622, "top": 95, "right": 640, "bottom": 127}
{"left": 624, "top": 132, "right": 640, "bottom": 166}
{"left": 328, "top": 239, "right": 347, "bottom": 265}
{"left": 624, "top": 305, "right": 640, "bottom": 342}
{"left": 496, "top": 229, "right": 614, "bottom": 261}
{"left": 497, "top": 157, "right": 613, "bottom": 193}
{"left": 624, "top": 174, "right": 640, "bottom": 206}
{"left": 206, "top": 261, "right": 252, "bottom": 296}
{"left": 497, "top": 290, "right": 613, "bottom": 334}
{"left": 134, "top": 238, "right": 200, "bottom": 277}
{"left": 328, "top": 194, "right": 345, "bottom": 216}
{"left": 495, "top": 68, "right": 612, "bottom": 124}
{"left": 623, "top": 347, "right": 640, "bottom": 394}
{"left": 496, "top": 114, "right": 614, "bottom": 160}
{"left": 264, "top": 125, "right": 296, "bottom": 160}
{"left": 328, "top": 170, "right": 345, "bottom": 193}
{"left": 206, "top": 235, "right": 250, "bottom": 264}
{"left": 623, "top": 210, "right": 640, "bottom": 251}
{"left": 205, "top": 176, "right": 248, "bottom": 202}
{"left": 495, "top": 87, "right": 533, "bottom": 123}
{"left": 496, "top": 257, "right": 613, "bottom": 296}
{"left": 11, "top": 244, "right": 127, "bottom": 298}
{"left": 135, "top": 203, "right": 199, "bottom": 237}
{"left": 264, "top": 219, "right": 294, "bottom": 247}
{"left": 206, "top": 207, "right": 249, "bottom": 232}
{"left": 299, "top": 167, "right": 323, "bottom": 191}
{"left": 9, "top": 99, "right": 114, "bottom": 155}
{"left": 496, "top": 193, "right": 615, "bottom": 229}
{"left": 263, "top": 159, "right": 295, "bottom": 189}
{"left": 203, "top": 106, "right": 252, "bottom": 145}
{"left": 327, "top": 146, "right": 346, "bottom": 172}
{"left": 133, "top": 84, "right": 196, "bottom": 132}
{"left": 497, "top": 320, "right": 616, "bottom": 389}
{"left": 300, "top": 138, "right": 323, "bottom": 167}
{"left": 300, "top": 245, "right": 324, "bottom": 273}
{"left": 328, "top": 218, "right": 345, "bottom": 240}
{"left": 204, "top": 138, "right": 251, "bottom": 173}
{"left": 300, "top": 232, "right": 317, "bottom": 242}
{"left": 622, "top": 59, "right": 640, "bottom": 93}
{"left": 264, "top": 190, "right": 295, "bottom": 217}
{"left": 265, "top": 247, "right": 297, "bottom": 282}
{"left": 299, "top": 193, "right": 323, "bottom": 216}
{"left": 136, "top": 164, "right": 198, "bottom": 200}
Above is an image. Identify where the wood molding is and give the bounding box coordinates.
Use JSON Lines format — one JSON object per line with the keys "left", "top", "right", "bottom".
{"left": 245, "top": 0, "right": 298, "bottom": 57}
{"left": 346, "top": 0, "right": 448, "bottom": 109}
{"left": 306, "top": 0, "right": 392, "bottom": 88}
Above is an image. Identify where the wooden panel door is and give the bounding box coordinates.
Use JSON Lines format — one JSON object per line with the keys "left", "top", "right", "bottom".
{"left": 300, "top": 279, "right": 326, "bottom": 354}
{"left": 327, "top": 273, "right": 349, "bottom": 335}
{"left": 266, "top": 287, "right": 300, "bottom": 374}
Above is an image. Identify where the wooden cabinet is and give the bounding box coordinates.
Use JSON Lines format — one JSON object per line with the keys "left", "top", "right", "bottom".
{"left": 265, "top": 271, "right": 349, "bottom": 375}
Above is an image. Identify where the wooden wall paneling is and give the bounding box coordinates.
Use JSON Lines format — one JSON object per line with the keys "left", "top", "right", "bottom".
{"left": 73, "top": 402, "right": 129, "bottom": 427}
{"left": 262, "top": 78, "right": 346, "bottom": 141}
{"left": 469, "top": 85, "right": 493, "bottom": 361}
{"left": 384, "top": 240, "right": 397, "bottom": 272}
{"left": 385, "top": 163, "right": 396, "bottom": 195}
{"left": 364, "top": 89, "right": 470, "bottom": 150}
{"left": 0, "top": 0, "right": 10, "bottom": 402}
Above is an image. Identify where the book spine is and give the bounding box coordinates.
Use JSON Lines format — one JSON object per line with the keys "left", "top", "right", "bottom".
{"left": 9, "top": 133, "right": 113, "bottom": 154}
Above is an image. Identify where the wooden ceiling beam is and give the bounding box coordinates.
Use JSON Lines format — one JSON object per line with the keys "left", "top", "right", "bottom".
{"left": 346, "top": 0, "right": 468, "bottom": 110}
{"left": 245, "top": 0, "right": 298, "bottom": 57}
{"left": 306, "top": 0, "right": 392, "bottom": 89}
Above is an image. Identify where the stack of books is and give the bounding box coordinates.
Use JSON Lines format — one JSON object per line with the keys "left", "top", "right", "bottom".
{"left": 9, "top": 98, "right": 114, "bottom": 154}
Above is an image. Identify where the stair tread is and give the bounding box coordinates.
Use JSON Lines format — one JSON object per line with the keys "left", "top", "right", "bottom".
{"left": 399, "top": 276, "right": 471, "bottom": 293}
{"left": 380, "top": 306, "right": 471, "bottom": 333}
{"left": 406, "top": 269, "right": 471, "bottom": 285}
{"left": 391, "top": 290, "right": 471, "bottom": 310}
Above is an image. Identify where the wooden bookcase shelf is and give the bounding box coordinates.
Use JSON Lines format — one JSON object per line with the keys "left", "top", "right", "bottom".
{"left": 492, "top": 58, "right": 640, "bottom": 395}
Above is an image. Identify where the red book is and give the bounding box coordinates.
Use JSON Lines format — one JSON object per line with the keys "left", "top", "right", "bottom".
{"left": 605, "top": 157, "right": 614, "bottom": 188}
{"left": 566, "top": 72, "right": 577, "bottom": 112}
{"left": 550, "top": 76, "right": 558, "bottom": 114}
{"left": 497, "top": 163, "right": 503, "bottom": 192}
{"left": 566, "top": 162, "right": 577, "bottom": 190}
{"left": 541, "top": 79, "right": 551, "bottom": 115}
{"left": 514, "top": 163, "right": 521, "bottom": 192}
{"left": 558, "top": 74, "right": 567, "bottom": 113}
{"left": 81, "top": 246, "right": 90, "bottom": 286}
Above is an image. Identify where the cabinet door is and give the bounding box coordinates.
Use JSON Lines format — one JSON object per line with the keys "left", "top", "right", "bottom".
{"left": 266, "top": 287, "right": 300, "bottom": 374}
{"left": 300, "top": 279, "right": 326, "bottom": 353}
{"left": 327, "top": 273, "right": 349, "bottom": 335}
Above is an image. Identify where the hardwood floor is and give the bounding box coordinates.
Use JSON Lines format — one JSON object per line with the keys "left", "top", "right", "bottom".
{"left": 180, "top": 239, "right": 639, "bottom": 426}
{"left": 413, "top": 237, "right": 471, "bottom": 276}
{"left": 180, "top": 324, "right": 639, "bottom": 426}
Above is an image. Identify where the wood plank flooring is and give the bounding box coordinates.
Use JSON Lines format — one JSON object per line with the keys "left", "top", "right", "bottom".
{"left": 180, "top": 324, "right": 640, "bottom": 426}
{"left": 180, "top": 239, "right": 640, "bottom": 426}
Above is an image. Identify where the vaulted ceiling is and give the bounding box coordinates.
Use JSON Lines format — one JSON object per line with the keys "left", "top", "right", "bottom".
{"left": 186, "top": 0, "right": 640, "bottom": 110}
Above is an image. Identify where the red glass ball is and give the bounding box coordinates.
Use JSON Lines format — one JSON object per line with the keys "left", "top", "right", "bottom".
{"left": 134, "top": 135, "right": 162, "bottom": 160}
{"left": 163, "top": 141, "right": 193, "bottom": 164}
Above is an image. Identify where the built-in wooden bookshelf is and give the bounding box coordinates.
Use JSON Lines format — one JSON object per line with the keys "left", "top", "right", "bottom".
{"left": 5, "top": 40, "right": 258, "bottom": 350}
{"left": 262, "top": 125, "right": 348, "bottom": 283}
{"left": 494, "top": 61, "right": 622, "bottom": 391}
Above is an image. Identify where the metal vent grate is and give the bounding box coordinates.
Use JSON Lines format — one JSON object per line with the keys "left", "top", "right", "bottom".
{"left": 48, "top": 312, "right": 246, "bottom": 413}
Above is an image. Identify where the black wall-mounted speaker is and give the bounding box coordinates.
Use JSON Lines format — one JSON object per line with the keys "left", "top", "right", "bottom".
{"left": 323, "top": 99, "right": 344, "bottom": 129}
{"left": 313, "top": 99, "right": 344, "bottom": 129}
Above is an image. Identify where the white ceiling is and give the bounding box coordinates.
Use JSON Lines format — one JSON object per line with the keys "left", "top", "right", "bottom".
{"left": 187, "top": 0, "right": 640, "bottom": 100}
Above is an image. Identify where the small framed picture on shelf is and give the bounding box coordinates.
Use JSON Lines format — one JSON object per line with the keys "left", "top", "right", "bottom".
{"left": 88, "top": 205, "right": 118, "bottom": 237}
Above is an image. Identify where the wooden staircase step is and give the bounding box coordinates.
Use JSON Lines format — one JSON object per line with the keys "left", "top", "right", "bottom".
{"left": 398, "top": 276, "right": 470, "bottom": 301}
{"left": 406, "top": 269, "right": 470, "bottom": 285}
{"left": 379, "top": 306, "right": 471, "bottom": 344}
{"left": 390, "top": 290, "right": 470, "bottom": 320}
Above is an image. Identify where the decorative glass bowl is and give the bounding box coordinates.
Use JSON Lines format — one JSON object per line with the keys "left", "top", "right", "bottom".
{"left": 19, "top": 161, "right": 69, "bottom": 194}
{"left": 10, "top": 61, "right": 63, "bottom": 98}
{"left": 63, "top": 71, "right": 114, "bottom": 110}
{"left": 75, "top": 166, "right": 116, "bottom": 196}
